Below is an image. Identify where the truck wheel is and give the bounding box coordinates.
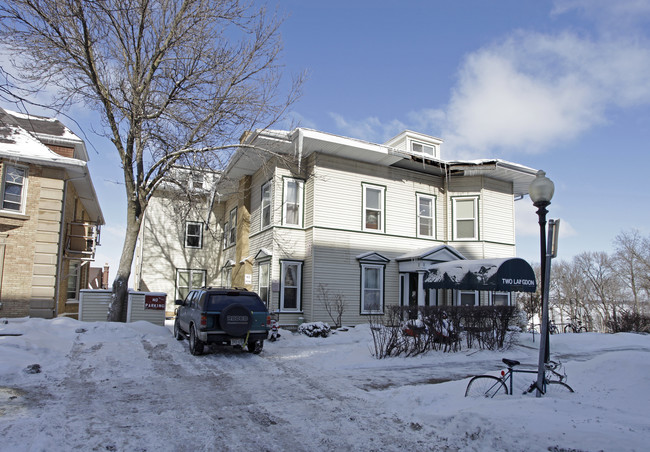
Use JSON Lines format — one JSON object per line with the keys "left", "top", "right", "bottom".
{"left": 173, "top": 319, "right": 184, "bottom": 341}
{"left": 219, "top": 303, "right": 253, "bottom": 337}
{"left": 248, "top": 340, "right": 263, "bottom": 354}
{"left": 189, "top": 325, "right": 204, "bottom": 355}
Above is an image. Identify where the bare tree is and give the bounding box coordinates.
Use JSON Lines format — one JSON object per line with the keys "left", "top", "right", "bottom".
{"left": 574, "top": 251, "right": 623, "bottom": 331}
{"left": 317, "top": 283, "right": 345, "bottom": 329}
{"left": 612, "top": 229, "right": 645, "bottom": 314}
{"left": 0, "top": 0, "right": 302, "bottom": 321}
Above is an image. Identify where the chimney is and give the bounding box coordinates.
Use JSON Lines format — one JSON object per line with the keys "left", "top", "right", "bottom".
{"left": 102, "top": 263, "right": 110, "bottom": 289}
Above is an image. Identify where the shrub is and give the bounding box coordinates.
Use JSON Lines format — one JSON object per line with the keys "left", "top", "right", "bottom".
{"left": 368, "top": 305, "right": 520, "bottom": 359}
{"left": 298, "top": 322, "right": 331, "bottom": 338}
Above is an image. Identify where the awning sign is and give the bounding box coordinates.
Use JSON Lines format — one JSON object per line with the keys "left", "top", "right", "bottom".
{"left": 145, "top": 295, "right": 166, "bottom": 310}
{"left": 424, "top": 257, "right": 537, "bottom": 293}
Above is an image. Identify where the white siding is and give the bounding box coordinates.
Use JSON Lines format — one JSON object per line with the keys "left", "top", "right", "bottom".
{"left": 79, "top": 290, "right": 111, "bottom": 322}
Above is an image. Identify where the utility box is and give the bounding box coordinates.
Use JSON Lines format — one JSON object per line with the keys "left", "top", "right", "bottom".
{"left": 79, "top": 290, "right": 167, "bottom": 326}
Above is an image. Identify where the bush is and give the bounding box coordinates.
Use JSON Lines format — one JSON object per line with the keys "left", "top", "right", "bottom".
{"left": 607, "top": 310, "right": 650, "bottom": 333}
{"left": 298, "top": 322, "right": 331, "bottom": 338}
{"left": 368, "top": 305, "right": 520, "bottom": 359}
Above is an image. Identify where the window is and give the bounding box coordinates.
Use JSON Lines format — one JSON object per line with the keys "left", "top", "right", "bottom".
{"left": 491, "top": 292, "right": 510, "bottom": 306}
{"left": 280, "top": 260, "right": 302, "bottom": 311}
{"left": 66, "top": 260, "right": 81, "bottom": 300}
{"left": 363, "top": 184, "right": 385, "bottom": 232}
{"left": 2, "top": 164, "right": 27, "bottom": 212}
{"left": 176, "top": 269, "right": 206, "bottom": 301}
{"left": 261, "top": 181, "right": 271, "bottom": 229}
{"left": 282, "top": 178, "right": 303, "bottom": 227}
{"left": 458, "top": 290, "right": 478, "bottom": 306}
{"left": 417, "top": 194, "right": 435, "bottom": 238}
{"left": 222, "top": 265, "right": 232, "bottom": 288}
{"left": 361, "top": 264, "right": 384, "bottom": 314}
{"left": 191, "top": 172, "right": 204, "bottom": 190}
{"left": 453, "top": 197, "right": 478, "bottom": 240}
{"left": 185, "top": 221, "right": 203, "bottom": 248}
{"left": 258, "top": 262, "right": 270, "bottom": 307}
{"left": 229, "top": 207, "right": 237, "bottom": 246}
{"left": 411, "top": 141, "right": 435, "bottom": 157}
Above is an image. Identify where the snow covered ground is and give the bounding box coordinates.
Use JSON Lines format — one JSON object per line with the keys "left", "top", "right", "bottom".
{"left": 1, "top": 317, "right": 648, "bottom": 452}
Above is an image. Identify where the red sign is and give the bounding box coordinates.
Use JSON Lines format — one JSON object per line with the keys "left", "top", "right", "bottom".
{"left": 144, "top": 295, "right": 166, "bottom": 310}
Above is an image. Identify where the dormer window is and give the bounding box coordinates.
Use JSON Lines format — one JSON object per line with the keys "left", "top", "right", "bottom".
{"left": 411, "top": 141, "right": 435, "bottom": 157}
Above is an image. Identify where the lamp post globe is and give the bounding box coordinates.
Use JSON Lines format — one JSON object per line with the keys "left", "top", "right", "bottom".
{"left": 529, "top": 170, "right": 555, "bottom": 206}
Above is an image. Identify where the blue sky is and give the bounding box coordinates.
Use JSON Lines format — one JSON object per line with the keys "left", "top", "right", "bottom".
{"left": 4, "top": 0, "right": 650, "bottom": 277}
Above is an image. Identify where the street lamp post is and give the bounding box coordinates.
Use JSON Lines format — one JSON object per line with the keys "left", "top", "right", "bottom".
{"left": 529, "top": 170, "right": 555, "bottom": 397}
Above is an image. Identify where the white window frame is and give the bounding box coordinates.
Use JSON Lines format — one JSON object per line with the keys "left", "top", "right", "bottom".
{"left": 457, "top": 290, "right": 479, "bottom": 306}
{"left": 258, "top": 261, "right": 270, "bottom": 307}
{"left": 1, "top": 164, "right": 28, "bottom": 213}
{"left": 184, "top": 221, "right": 203, "bottom": 248}
{"left": 261, "top": 180, "right": 272, "bottom": 230}
{"left": 280, "top": 260, "right": 302, "bottom": 312}
{"left": 411, "top": 141, "right": 435, "bottom": 157}
{"left": 362, "top": 183, "right": 385, "bottom": 233}
{"left": 66, "top": 260, "right": 81, "bottom": 301}
{"left": 282, "top": 178, "right": 303, "bottom": 227}
{"left": 490, "top": 292, "right": 511, "bottom": 306}
{"left": 452, "top": 196, "right": 479, "bottom": 240}
{"left": 228, "top": 207, "right": 237, "bottom": 246}
{"left": 416, "top": 194, "right": 436, "bottom": 238}
{"left": 176, "top": 268, "right": 206, "bottom": 301}
{"left": 361, "top": 263, "right": 384, "bottom": 314}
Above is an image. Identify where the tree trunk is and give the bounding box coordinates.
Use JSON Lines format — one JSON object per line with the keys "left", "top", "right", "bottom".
{"left": 107, "top": 202, "right": 143, "bottom": 322}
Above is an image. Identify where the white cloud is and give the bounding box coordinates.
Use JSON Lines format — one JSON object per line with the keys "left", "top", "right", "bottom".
{"left": 515, "top": 197, "right": 577, "bottom": 246}
{"left": 443, "top": 30, "right": 650, "bottom": 158}
{"left": 329, "top": 108, "right": 445, "bottom": 143}
{"left": 327, "top": 2, "right": 650, "bottom": 158}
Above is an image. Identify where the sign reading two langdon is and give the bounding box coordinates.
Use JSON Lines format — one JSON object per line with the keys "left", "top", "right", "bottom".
{"left": 500, "top": 278, "right": 535, "bottom": 287}
{"left": 144, "top": 295, "right": 166, "bottom": 310}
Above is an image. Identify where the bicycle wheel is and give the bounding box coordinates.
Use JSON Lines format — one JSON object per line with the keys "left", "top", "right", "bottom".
{"left": 465, "top": 376, "right": 508, "bottom": 398}
{"left": 545, "top": 380, "right": 574, "bottom": 394}
{"left": 563, "top": 324, "right": 573, "bottom": 333}
{"left": 578, "top": 326, "right": 588, "bottom": 333}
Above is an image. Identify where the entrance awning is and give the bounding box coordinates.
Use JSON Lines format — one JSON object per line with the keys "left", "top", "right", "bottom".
{"left": 423, "top": 258, "right": 537, "bottom": 292}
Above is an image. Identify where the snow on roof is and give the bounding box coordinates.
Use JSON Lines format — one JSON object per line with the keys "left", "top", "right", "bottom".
{"left": 0, "top": 108, "right": 84, "bottom": 166}
{"left": 4, "top": 108, "right": 81, "bottom": 141}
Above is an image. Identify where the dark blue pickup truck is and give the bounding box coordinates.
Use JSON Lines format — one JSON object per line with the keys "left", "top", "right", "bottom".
{"left": 174, "top": 287, "right": 269, "bottom": 355}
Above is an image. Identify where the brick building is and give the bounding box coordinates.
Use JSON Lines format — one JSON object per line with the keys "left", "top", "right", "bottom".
{"left": 0, "top": 108, "right": 104, "bottom": 318}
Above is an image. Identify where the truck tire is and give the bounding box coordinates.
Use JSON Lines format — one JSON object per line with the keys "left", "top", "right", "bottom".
{"left": 219, "top": 303, "right": 253, "bottom": 337}
{"left": 173, "top": 319, "right": 184, "bottom": 341}
{"left": 247, "top": 340, "right": 264, "bottom": 354}
{"left": 189, "top": 324, "right": 204, "bottom": 355}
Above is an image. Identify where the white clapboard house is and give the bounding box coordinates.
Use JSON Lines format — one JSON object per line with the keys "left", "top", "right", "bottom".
{"left": 133, "top": 128, "right": 538, "bottom": 326}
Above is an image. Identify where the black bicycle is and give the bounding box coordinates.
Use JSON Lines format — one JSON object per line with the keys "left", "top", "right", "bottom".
{"left": 564, "top": 319, "right": 588, "bottom": 333}
{"left": 465, "top": 358, "right": 574, "bottom": 397}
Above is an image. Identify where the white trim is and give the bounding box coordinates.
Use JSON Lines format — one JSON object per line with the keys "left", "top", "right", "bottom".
{"left": 228, "top": 207, "right": 237, "bottom": 246}
{"left": 361, "top": 263, "right": 384, "bottom": 314}
{"left": 176, "top": 269, "right": 207, "bottom": 300}
{"left": 1, "top": 163, "right": 28, "bottom": 214}
{"left": 280, "top": 260, "right": 302, "bottom": 311}
{"left": 184, "top": 221, "right": 203, "bottom": 248}
{"left": 416, "top": 193, "right": 436, "bottom": 238}
{"left": 66, "top": 260, "right": 81, "bottom": 301}
{"left": 282, "top": 178, "right": 303, "bottom": 227}
{"left": 490, "top": 291, "right": 511, "bottom": 306}
{"left": 258, "top": 261, "right": 270, "bottom": 307}
{"left": 362, "top": 183, "right": 385, "bottom": 233}
{"left": 452, "top": 196, "right": 478, "bottom": 240}
{"left": 457, "top": 290, "right": 479, "bottom": 306}
{"left": 261, "top": 180, "right": 272, "bottom": 230}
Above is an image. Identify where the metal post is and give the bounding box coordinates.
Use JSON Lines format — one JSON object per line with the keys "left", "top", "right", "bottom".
{"left": 535, "top": 202, "right": 549, "bottom": 397}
